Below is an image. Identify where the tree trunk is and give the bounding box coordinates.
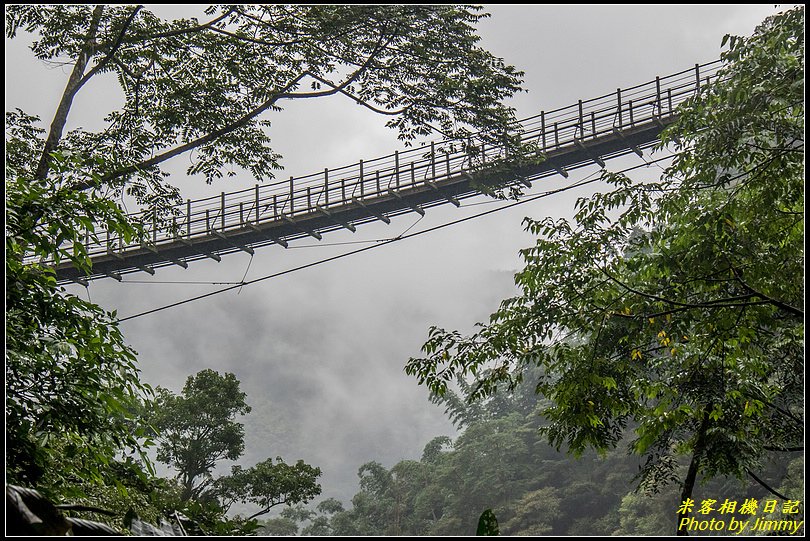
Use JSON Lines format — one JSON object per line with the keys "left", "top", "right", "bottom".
{"left": 35, "top": 5, "right": 105, "bottom": 181}
{"left": 676, "top": 408, "right": 711, "bottom": 536}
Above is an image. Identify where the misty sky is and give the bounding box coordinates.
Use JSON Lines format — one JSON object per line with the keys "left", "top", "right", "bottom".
{"left": 5, "top": 4, "right": 783, "bottom": 509}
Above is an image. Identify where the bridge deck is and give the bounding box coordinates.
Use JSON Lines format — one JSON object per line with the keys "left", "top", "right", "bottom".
{"left": 52, "top": 61, "right": 722, "bottom": 283}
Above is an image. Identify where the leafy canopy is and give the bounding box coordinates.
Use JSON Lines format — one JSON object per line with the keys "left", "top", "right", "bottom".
{"left": 5, "top": 144, "right": 151, "bottom": 491}
{"left": 149, "top": 369, "right": 321, "bottom": 527}
{"left": 6, "top": 4, "right": 525, "bottom": 217}
{"left": 406, "top": 6, "right": 804, "bottom": 496}
{"left": 5, "top": 3, "right": 525, "bottom": 507}
{"left": 149, "top": 369, "right": 251, "bottom": 501}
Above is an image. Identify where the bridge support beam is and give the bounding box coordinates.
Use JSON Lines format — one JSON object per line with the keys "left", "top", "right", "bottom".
{"left": 281, "top": 214, "right": 322, "bottom": 240}
{"left": 424, "top": 181, "right": 461, "bottom": 207}
{"left": 612, "top": 128, "right": 644, "bottom": 157}
{"left": 247, "top": 223, "right": 288, "bottom": 248}
{"left": 351, "top": 197, "right": 391, "bottom": 224}
{"left": 212, "top": 230, "right": 255, "bottom": 255}
{"left": 388, "top": 189, "right": 425, "bottom": 216}
{"left": 136, "top": 264, "right": 155, "bottom": 276}
{"left": 107, "top": 248, "right": 124, "bottom": 260}
{"left": 169, "top": 257, "right": 188, "bottom": 269}
{"left": 315, "top": 205, "right": 357, "bottom": 232}
{"left": 574, "top": 139, "right": 606, "bottom": 168}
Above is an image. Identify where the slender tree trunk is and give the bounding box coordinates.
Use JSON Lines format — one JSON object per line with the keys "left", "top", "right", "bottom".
{"left": 677, "top": 408, "right": 711, "bottom": 536}
{"left": 35, "top": 4, "right": 105, "bottom": 181}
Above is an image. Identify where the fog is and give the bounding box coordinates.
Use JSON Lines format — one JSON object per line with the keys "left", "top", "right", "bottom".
{"left": 5, "top": 4, "right": 782, "bottom": 506}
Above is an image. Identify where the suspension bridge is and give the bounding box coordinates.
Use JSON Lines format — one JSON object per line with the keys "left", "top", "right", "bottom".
{"left": 54, "top": 61, "right": 722, "bottom": 284}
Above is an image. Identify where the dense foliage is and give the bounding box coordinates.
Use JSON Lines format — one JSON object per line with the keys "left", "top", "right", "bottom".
{"left": 261, "top": 375, "right": 802, "bottom": 536}
{"left": 406, "top": 7, "right": 804, "bottom": 531}
{"left": 149, "top": 370, "right": 321, "bottom": 529}
{"left": 5, "top": 4, "right": 525, "bottom": 219}
{"left": 5, "top": 144, "right": 151, "bottom": 492}
{"left": 6, "top": 4, "right": 524, "bottom": 527}
{"left": 139, "top": 370, "right": 322, "bottom": 534}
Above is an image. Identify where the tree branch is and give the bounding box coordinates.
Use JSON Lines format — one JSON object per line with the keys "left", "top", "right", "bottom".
{"left": 599, "top": 265, "right": 759, "bottom": 311}
{"left": 746, "top": 468, "right": 791, "bottom": 500}
{"left": 35, "top": 5, "right": 105, "bottom": 180}
{"left": 245, "top": 500, "right": 287, "bottom": 521}
{"left": 79, "top": 71, "right": 309, "bottom": 188}
{"left": 764, "top": 445, "right": 803, "bottom": 452}
{"left": 75, "top": 5, "right": 143, "bottom": 89}
{"left": 99, "top": 7, "right": 237, "bottom": 46}
{"left": 300, "top": 72, "right": 408, "bottom": 116}
{"left": 90, "top": 27, "right": 392, "bottom": 188}
{"left": 205, "top": 24, "right": 304, "bottom": 47}
{"left": 728, "top": 265, "right": 803, "bottom": 318}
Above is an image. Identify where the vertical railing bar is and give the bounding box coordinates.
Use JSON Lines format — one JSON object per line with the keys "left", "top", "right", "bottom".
{"left": 541, "top": 111, "right": 546, "bottom": 151}
{"left": 341, "top": 178, "right": 346, "bottom": 204}
{"left": 239, "top": 202, "right": 244, "bottom": 226}
{"left": 324, "top": 168, "right": 329, "bottom": 207}
{"left": 668, "top": 88, "right": 673, "bottom": 114}
{"left": 655, "top": 76, "right": 662, "bottom": 117}
{"left": 273, "top": 194, "right": 278, "bottom": 218}
{"left": 220, "top": 192, "right": 225, "bottom": 231}
{"left": 629, "top": 100, "right": 634, "bottom": 126}
{"left": 578, "top": 99, "right": 584, "bottom": 139}
{"left": 695, "top": 63, "right": 700, "bottom": 94}
{"left": 307, "top": 186, "right": 312, "bottom": 209}
{"left": 430, "top": 141, "right": 436, "bottom": 181}
{"left": 187, "top": 199, "right": 191, "bottom": 238}
{"left": 289, "top": 176, "right": 294, "bottom": 215}
{"left": 410, "top": 162, "right": 415, "bottom": 186}
{"left": 206, "top": 209, "right": 210, "bottom": 233}
{"left": 255, "top": 184, "right": 260, "bottom": 223}
{"left": 376, "top": 170, "right": 381, "bottom": 195}
{"left": 617, "top": 89, "right": 622, "bottom": 129}
{"left": 394, "top": 151, "right": 400, "bottom": 189}
{"left": 359, "top": 159, "right": 364, "bottom": 198}
{"left": 554, "top": 122, "right": 559, "bottom": 148}
{"left": 591, "top": 112, "right": 596, "bottom": 138}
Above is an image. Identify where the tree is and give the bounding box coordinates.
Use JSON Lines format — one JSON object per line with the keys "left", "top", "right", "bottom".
{"left": 297, "top": 363, "right": 798, "bottom": 536}
{"left": 259, "top": 516, "right": 299, "bottom": 537}
{"left": 406, "top": 6, "right": 804, "bottom": 534}
{"left": 216, "top": 457, "right": 321, "bottom": 520}
{"left": 5, "top": 145, "right": 151, "bottom": 493}
{"left": 6, "top": 5, "right": 525, "bottom": 219}
{"left": 149, "top": 369, "right": 321, "bottom": 526}
{"left": 150, "top": 369, "right": 251, "bottom": 501}
{"left": 6, "top": 4, "right": 525, "bottom": 500}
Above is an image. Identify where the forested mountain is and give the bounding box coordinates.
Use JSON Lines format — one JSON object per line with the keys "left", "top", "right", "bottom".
{"left": 260, "top": 372, "right": 802, "bottom": 536}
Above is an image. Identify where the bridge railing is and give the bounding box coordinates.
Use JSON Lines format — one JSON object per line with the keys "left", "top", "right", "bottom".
{"left": 37, "top": 61, "right": 724, "bottom": 266}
